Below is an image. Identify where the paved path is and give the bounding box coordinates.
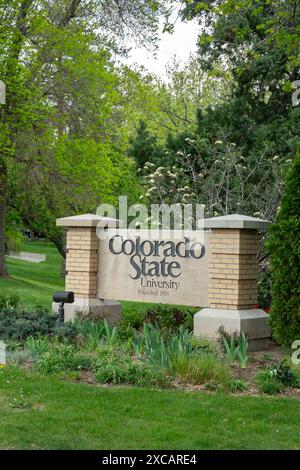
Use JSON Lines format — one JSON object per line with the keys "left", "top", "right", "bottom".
{"left": 6, "top": 251, "right": 46, "bottom": 263}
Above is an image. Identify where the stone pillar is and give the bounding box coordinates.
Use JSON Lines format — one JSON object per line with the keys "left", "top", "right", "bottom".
{"left": 52, "top": 214, "right": 122, "bottom": 323}
{"left": 194, "top": 215, "right": 271, "bottom": 351}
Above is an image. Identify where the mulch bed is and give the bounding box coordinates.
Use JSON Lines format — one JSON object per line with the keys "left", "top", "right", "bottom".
{"left": 70, "top": 344, "right": 300, "bottom": 397}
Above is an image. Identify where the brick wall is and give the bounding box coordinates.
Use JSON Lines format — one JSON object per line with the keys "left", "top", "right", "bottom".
{"left": 65, "top": 228, "right": 98, "bottom": 297}
{"left": 208, "top": 229, "right": 259, "bottom": 309}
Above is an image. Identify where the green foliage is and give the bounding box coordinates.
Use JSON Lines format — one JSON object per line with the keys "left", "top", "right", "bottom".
{"left": 172, "top": 353, "right": 232, "bottom": 386}
{"left": 5, "top": 229, "right": 24, "bottom": 252}
{"left": 93, "top": 348, "right": 168, "bottom": 387}
{"left": 269, "top": 361, "right": 299, "bottom": 387}
{"left": 144, "top": 304, "right": 195, "bottom": 332}
{"left": 134, "top": 0, "right": 299, "bottom": 229}
{"left": 0, "top": 292, "right": 21, "bottom": 312}
{"left": 221, "top": 329, "right": 249, "bottom": 368}
{"left": 223, "top": 336, "right": 237, "bottom": 363}
{"left": 257, "top": 269, "right": 272, "bottom": 310}
{"left": 134, "top": 323, "right": 193, "bottom": 369}
{"left": 25, "top": 336, "right": 51, "bottom": 356}
{"left": 0, "top": 305, "right": 79, "bottom": 343}
{"left": 267, "top": 155, "right": 300, "bottom": 346}
{"left": 121, "top": 304, "right": 148, "bottom": 329}
{"left": 75, "top": 318, "right": 118, "bottom": 349}
{"left": 254, "top": 370, "right": 284, "bottom": 395}
{"left": 37, "top": 343, "right": 95, "bottom": 374}
{"left": 5, "top": 208, "right": 24, "bottom": 252}
{"left": 115, "top": 324, "right": 136, "bottom": 344}
{"left": 228, "top": 379, "right": 248, "bottom": 393}
{"left": 128, "top": 120, "right": 163, "bottom": 168}
{"left": 1, "top": 0, "right": 163, "bottom": 272}
{"left": 236, "top": 334, "right": 249, "bottom": 369}
{"left": 1, "top": 366, "right": 300, "bottom": 449}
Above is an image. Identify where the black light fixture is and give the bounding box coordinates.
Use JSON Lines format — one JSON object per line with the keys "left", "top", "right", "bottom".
{"left": 53, "top": 291, "right": 74, "bottom": 322}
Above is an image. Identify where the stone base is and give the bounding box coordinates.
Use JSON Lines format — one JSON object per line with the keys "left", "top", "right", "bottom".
{"left": 52, "top": 297, "right": 122, "bottom": 324}
{"left": 194, "top": 308, "right": 272, "bottom": 352}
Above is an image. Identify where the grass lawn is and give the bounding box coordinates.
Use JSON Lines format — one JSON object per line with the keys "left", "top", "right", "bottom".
{"left": 0, "top": 366, "right": 299, "bottom": 450}
{"left": 0, "top": 240, "right": 184, "bottom": 313}
{"left": 1, "top": 240, "right": 299, "bottom": 451}
{"left": 1, "top": 240, "right": 64, "bottom": 310}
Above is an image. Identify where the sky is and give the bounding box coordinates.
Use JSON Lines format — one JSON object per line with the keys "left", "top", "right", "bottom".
{"left": 123, "top": 5, "right": 200, "bottom": 80}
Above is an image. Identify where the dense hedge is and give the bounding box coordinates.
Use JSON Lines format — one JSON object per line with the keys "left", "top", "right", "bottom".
{"left": 0, "top": 299, "right": 79, "bottom": 344}
{"left": 267, "top": 156, "right": 300, "bottom": 347}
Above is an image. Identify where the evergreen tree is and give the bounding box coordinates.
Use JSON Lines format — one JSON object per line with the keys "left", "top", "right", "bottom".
{"left": 129, "top": 120, "right": 161, "bottom": 168}
{"left": 267, "top": 155, "right": 300, "bottom": 347}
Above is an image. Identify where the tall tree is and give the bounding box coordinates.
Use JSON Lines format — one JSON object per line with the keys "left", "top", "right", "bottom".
{"left": 0, "top": 0, "right": 167, "bottom": 276}
{"left": 267, "top": 154, "right": 300, "bottom": 347}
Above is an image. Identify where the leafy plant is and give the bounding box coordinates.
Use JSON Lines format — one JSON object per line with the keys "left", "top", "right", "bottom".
{"left": 222, "top": 331, "right": 249, "bottom": 368}
{"left": 121, "top": 305, "right": 146, "bottom": 330}
{"left": 0, "top": 293, "right": 21, "bottom": 313}
{"left": 144, "top": 305, "right": 196, "bottom": 331}
{"left": 0, "top": 307, "right": 80, "bottom": 343}
{"left": 134, "top": 323, "right": 193, "bottom": 369}
{"left": 25, "top": 336, "right": 50, "bottom": 356}
{"left": 76, "top": 319, "right": 118, "bottom": 349}
{"left": 236, "top": 333, "right": 249, "bottom": 368}
{"left": 228, "top": 379, "right": 248, "bottom": 393}
{"left": 37, "top": 343, "right": 95, "bottom": 373}
{"left": 93, "top": 347, "right": 168, "bottom": 387}
{"left": 102, "top": 320, "right": 118, "bottom": 346}
{"left": 254, "top": 370, "right": 284, "bottom": 395}
{"left": 269, "top": 361, "right": 299, "bottom": 387}
{"left": 173, "top": 353, "right": 232, "bottom": 386}
{"left": 223, "top": 336, "right": 237, "bottom": 363}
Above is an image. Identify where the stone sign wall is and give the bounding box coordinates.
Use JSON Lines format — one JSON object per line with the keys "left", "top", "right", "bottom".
{"left": 55, "top": 213, "right": 272, "bottom": 350}
{"left": 97, "top": 230, "right": 210, "bottom": 307}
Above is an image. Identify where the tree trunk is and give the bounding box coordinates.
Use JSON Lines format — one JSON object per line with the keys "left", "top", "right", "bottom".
{"left": 60, "top": 257, "right": 66, "bottom": 279}
{"left": 0, "top": 157, "right": 8, "bottom": 277}
{"left": 51, "top": 232, "right": 66, "bottom": 279}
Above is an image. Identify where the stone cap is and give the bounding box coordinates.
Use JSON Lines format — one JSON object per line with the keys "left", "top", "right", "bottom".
{"left": 203, "top": 214, "right": 270, "bottom": 230}
{"left": 57, "top": 213, "right": 119, "bottom": 228}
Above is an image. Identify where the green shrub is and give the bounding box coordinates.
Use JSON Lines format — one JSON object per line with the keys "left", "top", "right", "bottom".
{"left": 116, "top": 324, "right": 136, "bottom": 344}
{"left": 37, "top": 343, "right": 95, "bottom": 373}
{"left": 134, "top": 323, "right": 193, "bottom": 369}
{"left": 0, "top": 306, "right": 80, "bottom": 343}
{"left": 0, "top": 293, "right": 21, "bottom": 312}
{"left": 93, "top": 348, "right": 168, "bottom": 387}
{"left": 52, "top": 322, "right": 80, "bottom": 342}
{"left": 267, "top": 155, "right": 300, "bottom": 347}
{"left": 236, "top": 333, "right": 249, "bottom": 368}
{"left": 25, "top": 336, "right": 51, "bottom": 356}
{"left": 144, "top": 305, "right": 196, "bottom": 331}
{"left": 189, "top": 336, "right": 220, "bottom": 355}
{"left": 257, "top": 268, "right": 272, "bottom": 310}
{"left": 121, "top": 305, "right": 146, "bottom": 330}
{"left": 74, "top": 318, "right": 105, "bottom": 349}
{"left": 269, "top": 361, "right": 299, "bottom": 387}
{"left": 5, "top": 228, "right": 24, "bottom": 251}
{"left": 254, "top": 370, "right": 284, "bottom": 395}
{"left": 217, "top": 325, "right": 239, "bottom": 350}
{"left": 228, "top": 379, "right": 248, "bottom": 392}
{"left": 222, "top": 331, "right": 249, "bottom": 368}
{"left": 5, "top": 209, "right": 24, "bottom": 252}
{"left": 173, "top": 353, "right": 232, "bottom": 386}
{"left": 76, "top": 319, "right": 118, "bottom": 348}
{"left": 223, "top": 335, "right": 237, "bottom": 363}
